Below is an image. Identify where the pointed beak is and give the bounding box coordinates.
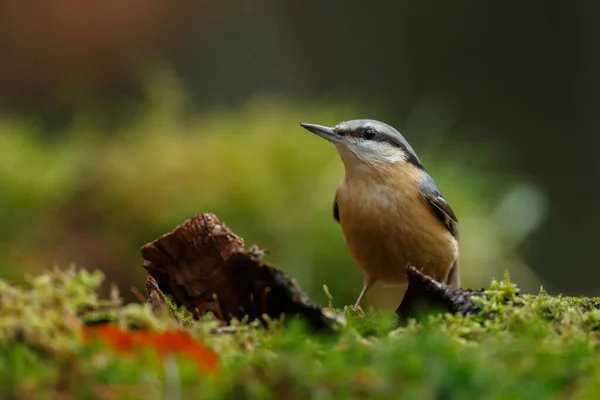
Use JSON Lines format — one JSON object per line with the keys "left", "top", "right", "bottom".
{"left": 300, "top": 122, "right": 342, "bottom": 143}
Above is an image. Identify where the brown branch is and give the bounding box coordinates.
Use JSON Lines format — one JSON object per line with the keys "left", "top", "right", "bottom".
{"left": 396, "top": 266, "right": 486, "bottom": 320}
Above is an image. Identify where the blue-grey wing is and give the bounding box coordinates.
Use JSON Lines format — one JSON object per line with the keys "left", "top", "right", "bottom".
{"left": 419, "top": 172, "right": 460, "bottom": 287}
{"left": 418, "top": 173, "right": 459, "bottom": 239}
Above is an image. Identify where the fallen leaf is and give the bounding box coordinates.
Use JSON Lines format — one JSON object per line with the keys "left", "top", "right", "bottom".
{"left": 82, "top": 324, "right": 219, "bottom": 372}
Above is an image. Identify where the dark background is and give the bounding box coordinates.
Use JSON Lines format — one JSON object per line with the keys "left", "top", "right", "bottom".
{"left": 1, "top": 1, "right": 597, "bottom": 307}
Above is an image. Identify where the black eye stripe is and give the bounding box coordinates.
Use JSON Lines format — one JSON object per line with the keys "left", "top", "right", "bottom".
{"left": 342, "top": 127, "right": 404, "bottom": 149}
{"left": 374, "top": 134, "right": 403, "bottom": 148}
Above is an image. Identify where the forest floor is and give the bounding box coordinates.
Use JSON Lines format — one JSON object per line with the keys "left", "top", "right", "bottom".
{"left": 2, "top": 266, "right": 600, "bottom": 400}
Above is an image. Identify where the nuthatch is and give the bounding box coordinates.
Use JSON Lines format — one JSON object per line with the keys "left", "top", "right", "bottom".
{"left": 300, "top": 119, "right": 460, "bottom": 308}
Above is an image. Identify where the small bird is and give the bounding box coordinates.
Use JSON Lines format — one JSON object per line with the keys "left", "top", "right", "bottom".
{"left": 300, "top": 119, "right": 460, "bottom": 308}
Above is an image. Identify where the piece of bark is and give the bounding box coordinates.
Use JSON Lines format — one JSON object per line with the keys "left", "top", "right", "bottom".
{"left": 396, "top": 266, "right": 486, "bottom": 320}
{"left": 141, "top": 214, "right": 338, "bottom": 331}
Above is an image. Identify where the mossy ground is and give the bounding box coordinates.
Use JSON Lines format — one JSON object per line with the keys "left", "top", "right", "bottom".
{"left": 2, "top": 268, "right": 600, "bottom": 400}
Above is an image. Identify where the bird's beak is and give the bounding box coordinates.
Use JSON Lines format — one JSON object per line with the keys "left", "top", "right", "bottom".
{"left": 300, "top": 122, "right": 342, "bottom": 143}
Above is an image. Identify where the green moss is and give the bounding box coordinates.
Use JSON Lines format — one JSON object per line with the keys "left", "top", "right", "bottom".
{"left": 2, "top": 268, "right": 600, "bottom": 399}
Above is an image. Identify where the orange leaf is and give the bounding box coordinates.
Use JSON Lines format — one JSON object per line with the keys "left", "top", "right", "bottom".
{"left": 82, "top": 324, "right": 219, "bottom": 372}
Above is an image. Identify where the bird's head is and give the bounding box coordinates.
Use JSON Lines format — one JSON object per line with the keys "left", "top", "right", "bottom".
{"left": 300, "top": 119, "right": 421, "bottom": 172}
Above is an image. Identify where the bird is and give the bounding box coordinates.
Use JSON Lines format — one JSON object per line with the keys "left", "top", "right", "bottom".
{"left": 299, "top": 119, "right": 460, "bottom": 309}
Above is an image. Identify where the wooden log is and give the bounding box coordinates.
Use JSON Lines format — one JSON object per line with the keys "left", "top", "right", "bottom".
{"left": 396, "top": 266, "right": 486, "bottom": 320}
{"left": 141, "top": 213, "right": 338, "bottom": 331}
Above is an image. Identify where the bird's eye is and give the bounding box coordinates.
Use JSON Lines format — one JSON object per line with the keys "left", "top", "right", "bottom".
{"left": 363, "top": 128, "right": 376, "bottom": 140}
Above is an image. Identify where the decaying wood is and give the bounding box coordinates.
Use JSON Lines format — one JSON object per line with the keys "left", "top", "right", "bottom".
{"left": 145, "top": 276, "right": 173, "bottom": 317}
{"left": 141, "top": 214, "right": 339, "bottom": 331}
{"left": 396, "top": 266, "right": 486, "bottom": 320}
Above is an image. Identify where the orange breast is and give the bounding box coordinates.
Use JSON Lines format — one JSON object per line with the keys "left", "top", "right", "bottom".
{"left": 336, "top": 163, "right": 458, "bottom": 284}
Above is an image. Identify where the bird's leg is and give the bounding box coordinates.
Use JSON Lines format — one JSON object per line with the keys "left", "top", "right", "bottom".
{"left": 354, "top": 277, "right": 374, "bottom": 313}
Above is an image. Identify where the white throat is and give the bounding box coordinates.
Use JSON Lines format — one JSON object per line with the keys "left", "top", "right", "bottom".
{"left": 334, "top": 142, "right": 406, "bottom": 172}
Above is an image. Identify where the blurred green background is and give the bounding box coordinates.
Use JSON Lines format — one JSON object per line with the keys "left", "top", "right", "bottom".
{"left": 0, "top": 1, "right": 594, "bottom": 308}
